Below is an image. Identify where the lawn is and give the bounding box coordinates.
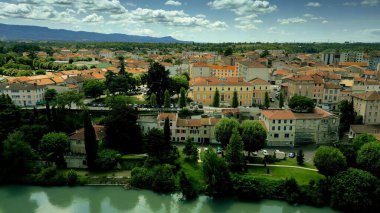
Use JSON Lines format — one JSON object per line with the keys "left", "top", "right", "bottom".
{"left": 247, "top": 165, "right": 323, "bottom": 185}
{"left": 96, "top": 63, "right": 113, "bottom": 68}
{"left": 272, "top": 158, "right": 316, "bottom": 169}
{"left": 178, "top": 154, "right": 205, "bottom": 192}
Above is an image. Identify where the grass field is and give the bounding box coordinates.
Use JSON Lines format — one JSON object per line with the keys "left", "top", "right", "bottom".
{"left": 178, "top": 154, "right": 205, "bottom": 192}
{"left": 272, "top": 158, "right": 317, "bottom": 169}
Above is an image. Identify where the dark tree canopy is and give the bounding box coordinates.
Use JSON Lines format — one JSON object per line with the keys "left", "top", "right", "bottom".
{"left": 212, "top": 89, "right": 220, "bottom": 107}
{"left": 146, "top": 62, "right": 170, "bottom": 105}
{"left": 264, "top": 91, "right": 270, "bottom": 109}
{"left": 232, "top": 91, "right": 238, "bottom": 108}
{"left": 338, "top": 100, "right": 355, "bottom": 138}
{"left": 314, "top": 146, "right": 347, "bottom": 177}
{"left": 240, "top": 120, "right": 267, "bottom": 156}
{"left": 357, "top": 142, "right": 380, "bottom": 177}
{"left": 83, "top": 110, "right": 98, "bottom": 170}
{"left": 83, "top": 79, "right": 105, "bottom": 99}
{"left": 214, "top": 118, "right": 240, "bottom": 148}
{"left": 288, "top": 95, "right": 315, "bottom": 113}
{"left": 225, "top": 128, "right": 245, "bottom": 171}
{"left": 179, "top": 87, "right": 187, "bottom": 108}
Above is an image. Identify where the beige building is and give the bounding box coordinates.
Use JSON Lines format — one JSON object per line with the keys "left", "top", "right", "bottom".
{"left": 69, "top": 125, "right": 105, "bottom": 154}
{"left": 0, "top": 83, "right": 45, "bottom": 107}
{"left": 157, "top": 113, "right": 220, "bottom": 143}
{"left": 322, "top": 82, "right": 341, "bottom": 110}
{"left": 352, "top": 91, "right": 380, "bottom": 124}
{"left": 260, "top": 108, "right": 339, "bottom": 146}
{"left": 190, "top": 63, "right": 212, "bottom": 78}
{"left": 236, "top": 61, "right": 270, "bottom": 82}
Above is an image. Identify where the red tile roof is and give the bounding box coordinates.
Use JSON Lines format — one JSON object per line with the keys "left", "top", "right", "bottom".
{"left": 352, "top": 91, "right": 380, "bottom": 101}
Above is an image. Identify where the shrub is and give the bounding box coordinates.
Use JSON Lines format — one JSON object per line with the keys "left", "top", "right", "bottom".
{"left": 130, "top": 167, "right": 154, "bottom": 189}
{"left": 66, "top": 170, "right": 78, "bottom": 186}
{"left": 95, "top": 149, "right": 121, "bottom": 171}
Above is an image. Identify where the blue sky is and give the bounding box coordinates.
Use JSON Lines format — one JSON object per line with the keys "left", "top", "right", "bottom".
{"left": 0, "top": 0, "right": 379, "bottom": 42}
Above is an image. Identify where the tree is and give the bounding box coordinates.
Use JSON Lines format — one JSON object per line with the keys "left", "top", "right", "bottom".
{"left": 164, "top": 117, "right": 171, "bottom": 143}
{"left": 170, "top": 75, "right": 189, "bottom": 94}
{"left": 179, "top": 87, "right": 187, "bottom": 108}
{"left": 215, "top": 118, "right": 240, "bottom": 148}
{"left": 283, "top": 177, "right": 301, "bottom": 204}
{"left": 353, "top": 133, "right": 378, "bottom": 150}
{"left": 313, "top": 146, "right": 347, "bottom": 177}
{"left": 118, "top": 56, "right": 125, "bottom": 74}
{"left": 66, "top": 170, "right": 78, "bottom": 186}
{"left": 95, "top": 149, "right": 120, "bottom": 171}
{"left": 331, "top": 168, "right": 379, "bottom": 212}
{"left": 44, "top": 89, "right": 57, "bottom": 104}
{"left": 83, "top": 111, "right": 98, "bottom": 170}
{"left": 145, "top": 128, "right": 178, "bottom": 164}
{"left": 264, "top": 91, "right": 270, "bottom": 109}
{"left": 279, "top": 92, "right": 284, "bottom": 108}
{"left": 164, "top": 89, "right": 171, "bottom": 108}
{"left": 202, "top": 149, "right": 231, "bottom": 195}
{"left": 212, "top": 89, "right": 220, "bottom": 107}
{"left": 55, "top": 91, "right": 84, "bottom": 109}
{"left": 225, "top": 128, "right": 245, "bottom": 171}
{"left": 288, "top": 95, "right": 315, "bottom": 113}
{"left": 104, "top": 105, "right": 143, "bottom": 154}
{"left": 83, "top": 79, "right": 105, "bottom": 99}
{"left": 338, "top": 100, "right": 355, "bottom": 138}
{"left": 0, "top": 131, "right": 34, "bottom": 183}
{"left": 240, "top": 120, "right": 267, "bottom": 157}
{"left": 39, "top": 132, "right": 69, "bottom": 168}
{"left": 260, "top": 50, "right": 270, "bottom": 58}
{"left": 297, "top": 149, "right": 304, "bottom": 165}
{"left": 0, "top": 94, "right": 21, "bottom": 143}
{"left": 232, "top": 91, "right": 239, "bottom": 108}
{"left": 179, "top": 171, "right": 197, "bottom": 200}
{"left": 150, "top": 93, "right": 157, "bottom": 107}
{"left": 183, "top": 138, "right": 198, "bottom": 162}
{"left": 146, "top": 62, "right": 170, "bottom": 105}
{"left": 224, "top": 47, "right": 233, "bottom": 56}
{"left": 357, "top": 142, "right": 380, "bottom": 177}
{"left": 152, "top": 164, "right": 176, "bottom": 193}
{"left": 105, "top": 71, "right": 134, "bottom": 95}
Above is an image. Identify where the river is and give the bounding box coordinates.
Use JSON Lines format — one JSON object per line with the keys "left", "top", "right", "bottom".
{"left": 0, "top": 186, "right": 339, "bottom": 213}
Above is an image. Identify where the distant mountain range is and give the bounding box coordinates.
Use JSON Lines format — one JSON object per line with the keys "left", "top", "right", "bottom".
{"left": 0, "top": 23, "right": 185, "bottom": 43}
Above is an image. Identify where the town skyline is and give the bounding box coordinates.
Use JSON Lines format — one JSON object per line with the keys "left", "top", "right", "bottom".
{"left": 0, "top": 0, "right": 379, "bottom": 43}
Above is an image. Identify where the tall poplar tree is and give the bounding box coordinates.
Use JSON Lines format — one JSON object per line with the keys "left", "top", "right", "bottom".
{"left": 212, "top": 89, "right": 220, "bottom": 107}
{"left": 232, "top": 91, "right": 238, "bottom": 108}
{"left": 84, "top": 110, "right": 98, "bottom": 170}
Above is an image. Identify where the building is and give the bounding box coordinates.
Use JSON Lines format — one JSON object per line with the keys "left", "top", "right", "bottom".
{"left": 321, "top": 52, "right": 340, "bottom": 65}
{"left": 284, "top": 75, "right": 315, "bottom": 100}
{"left": 0, "top": 83, "right": 45, "bottom": 107}
{"left": 138, "top": 115, "right": 158, "bottom": 134}
{"left": 352, "top": 91, "right": 380, "bottom": 124}
{"left": 190, "top": 77, "right": 256, "bottom": 107}
{"left": 322, "top": 82, "right": 341, "bottom": 110}
{"left": 210, "top": 65, "right": 238, "bottom": 78}
{"left": 340, "top": 52, "right": 365, "bottom": 63}
{"left": 249, "top": 78, "right": 271, "bottom": 106}
{"left": 190, "top": 63, "right": 212, "bottom": 78}
{"left": 236, "top": 61, "right": 270, "bottom": 82}
{"left": 349, "top": 124, "right": 380, "bottom": 141}
{"left": 260, "top": 108, "right": 339, "bottom": 146}
{"left": 68, "top": 125, "right": 105, "bottom": 154}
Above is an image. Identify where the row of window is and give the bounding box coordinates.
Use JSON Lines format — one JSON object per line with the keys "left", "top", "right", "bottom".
{"left": 271, "top": 126, "right": 293, "bottom": 131}
{"left": 272, "top": 133, "right": 292, "bottom": 138}
{"left": 272, "top": 120, "right": 293, "bottom": 124}
{"left": 197, "top": 86, "right": 268, "bottom": 91}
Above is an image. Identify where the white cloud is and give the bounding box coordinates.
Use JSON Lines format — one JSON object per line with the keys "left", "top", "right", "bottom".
{"left": 208, "top": 0, "right": 277, "bottom": 15}
{"left": 165, "top": 0, "right": 182, "bottom": 6}
{"left": 363, "top": 28, "right": 380, "bottom": 36}
{"left": 234, "top": 14, "right": 262, "bottom": 30}
{"left": 321, "top": 20, "right": 328, "bottom": 24}
{"left": 277, "top": 17, "right": 307, "bottom": 24}
{"left": 361, "top": 0, "right": 379, "bottom": 6}
{"left": 306, "top": 2, "right": 321, "bottom": 7}
{"left": 343, "top": 2, "right": 358, "bottom": 6}
{"left": 303, "top": 13, "right": 324, "bottom": 20}
{"left": 83, "top": 13, "right": 104, "bottom": 23}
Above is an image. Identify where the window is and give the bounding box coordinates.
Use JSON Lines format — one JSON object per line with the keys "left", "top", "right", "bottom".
{"left": 285, "top": 134, "right": 289, "bottom": 138}
{"left": 272, "top": 120, "right": 275, "bottom": 124}
{"left": 204, "top": 130, "right": 207, "bottom": 134}
{"left": 290, "top": 126, "right": 293, "bottom": 130}
{"left": 284, "top": 120, "right": 287, "bottom": 124}
{"left": 290, "top": 120, "right": 293, "bottom": 124}
{"left": 272, "top": 126, "right": 275, "bottom": 130}
{"left": 278, "top": 126, "right": 281, "bottom": 130}
{"left": 274, "top": 134, "right": 279, "bottom": 138}
{"left": 278, "top": 120, "right": 281, "bottom": 124}
{"left": 181, "top": 137, "right": 185, "bottom": 141}
{"left": 284, "top": 126, "right": 287, "bottom": 131}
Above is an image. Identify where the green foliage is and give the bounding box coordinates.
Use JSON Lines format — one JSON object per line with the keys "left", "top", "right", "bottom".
{"left": 95, "top": 149, "right": 121, "bottom": 171}
{"left": 212, "top": 89, "right": 220, "bottom": 107}
{"left": 279, "top": 92, "right": 284, "bottom": 108}
{"left": 331, "top": 168, "right": 379, "bottom": 212}
{"left": 288, "top": 95, "right": 315, "bottom": 113}
{"left": 146, "top": 62, "right": 170, "bottom": 105}
{"left": 338, "top": 100, "right": 355, "bottom": 138}
{"left": 39, "top": 132, "right": 69, "bottom": 168}
{"left": 164, "top": 89, "right": 171, "bottom": 108}
{"left": 83, "top": 79, "right": 105, "bottom": 99}
{"left": 214, "top": 118, "right": 240, "bottom": 148}
{"left": 314, "top": 146, "right": 347, "bottom": 177}
{"left": 179, "top": 171, "right": 198, "bottom": 200}
{"left": 183, "top": 138, "right": 198, "bottom": 162}
{"left": 105, "top": 71, "right": 135, "bottom": 95}
{"left": 260, "top": 50, "right": 270, "bottom": 58}
{"left": 66, "top": 170, "right": 78, "bottom": 186}
{"left": 353, "top": 133, "right": 378, "bottom": 150}
{"left": 179, "top": 87, "right": 187, "bottom": 108}
{"left": 202, "top": 149, "right": 231, "bottom": 196}
{"left": 297, "top": 149, "right": 305, "bottom": 166}
{"left": 232, "top": 91, "right": 239, "bottom": 108}
{"left": 145, "top": 128, "right": 178, "bottom": 164}
{"left": 44, "top": 89, "right": 57, "bottom": 103}
{"left": 150, "top": 93, "right": 157, "bottom": 107}
{"left": 170, "top": 75, "right": 189, "bottom": 94}
{"left": 0, "top": 94, "right": 21, "bottom": 142}
{"left": 164, "top": 117, "right": 171, "bottom": 143}
{"left": 118, "top": 56, "right": 125, "bottom": 74}
{"left": 240, "top": 120, "right": 267, "bottom": 156}
{"left": 264, "top": 91, "right": 270, "bottom": 109}
{"left": 33, "top": 166, "right": 66, "bottom": 186}
{"left": 130, "top": 167, "right": 154, "bottom": 189}
{"left": 357, "top": 142, "right": 380, "bottom": 177}
{"left": 152, "top": 164, "right": 176, "bottom": 193}
{"left": 283, "top": 177, "right": 301, "bottom": 204}
{"left": 224, "top": 47, "right": 233, "bottom": 56}
{"left": 225, "top": 128, "right": 245, "bottom": 172}
{"left": 83, "top": 111, "right": 98, "bottom": 170}
{"left": 55, "top": 91, "right": 84, "bottom": 109}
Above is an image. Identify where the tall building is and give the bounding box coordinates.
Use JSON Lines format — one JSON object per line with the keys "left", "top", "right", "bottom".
{"left": 352, "top": 91, "right": 380, "bottom": 124}
{"left": 340, "top": 52, "right": 365, "bottom": 63}
{"left": 0, "top": 83, "right": 45, "bottom": 107}
{"left": 236, "top": 61, "right": 270, "bottom": 82}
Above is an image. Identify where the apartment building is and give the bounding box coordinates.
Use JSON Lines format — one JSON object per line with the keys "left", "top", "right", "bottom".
{"left": 236, "top": 61, "right": 270, "bottom": 82}
{"left": 190, "top": 77, "right": 257, "bottom": 107}
{"left": 260, "top": 108, "right": 339, "bottom": 146}
{"left": 352, "top": 91, "right": 380, "bottom": 125}
{"left": 210, "top": 65, "right": 238, "bottom": 77}
{"left": 322, "top": 82, "right": 341, "bottom": 110}
{"left": 284, "top": 75, "right": 315, "bottom": 100}
{"left": 190, "top": 63, "right": 212, "bottom": 78}
{"left": 249, "top": 78, "right": 271, "bottom": 105}
{"left": 340, "top": 52, "right": 365, "bottom": 63}
{"left": 0, "top": 83, "right": 45, "bottom": 107}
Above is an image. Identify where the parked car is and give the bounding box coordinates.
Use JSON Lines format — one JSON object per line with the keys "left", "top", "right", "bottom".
{"left": 288, "top": 152, "right": 296, "bottom": 158}
{"left": 262, "top": 149, "right": 269, "bottom": 156}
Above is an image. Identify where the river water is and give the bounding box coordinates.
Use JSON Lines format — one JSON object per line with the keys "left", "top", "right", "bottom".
{"left": 0, "top": 186, "right": 339, "bottom": 213}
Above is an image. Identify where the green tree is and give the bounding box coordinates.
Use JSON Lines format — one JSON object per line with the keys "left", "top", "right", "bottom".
{"left": 104, "top": 105, "right": 143, "bottom": 154}
{"left": 314, "top": 146, "right": 347, "bottom": 177}
{"left": 118, "top": 56, "right": 125, "bottom": 74}
{"left": 225, "top": 128, "right": 245, "bottom": 171}
{"left": 232, "top": 91, "right": 239, "bottom": 108}
{"left": 202, "top": 149, "right": 231, "bottom": 195}
{"left": 83, "top": 79, "right": 105, "bottom": 99}
{"left": 357, "top": 142, "right": 380, "bottom": 177}
{"left": 224, "top": 47, "right": 233, "bottom": 56}
{"left": 331, "top": 168, "right": 379, "bottom": 212}
{"left": 152, "top": 164, "right": 176, "bottom": 193}
{"left": 240, "top": 120, "right": 267, "bottom": 157}
{"left": 297, "top": 149, "right": 304, "bottom": 165}
{"left": 338, "top": 100, "right": 355, "bottom": 138}
{"left": 279, "top": 92, "right": 284, "bottom": 108}
{"left": 164, "top": 117, "right": 171, "bottom": 143}
{"left": 214, "top": 118, "right": 240, "bottom": 148}
{"left": 264, "top": 91, "right": 270, "bottom": 109}
{"left": 55, "top": 91, "right": 84, "bottom": 109}
{"left": 164, "top": 89, "right": 171, "bottom": 108}
{"left": 353, "top": 133, "right": 378, "bottom": 150}
{"left": 66, "top": 170, "right": 78, "bottom": 186}
{"left": 95, "top": 149, "right": 121, "bottom": 171}
{"left": 183, "top": 138, "right": 198, "bottom": 162}
{"left": 170, "top": 75, "right": 189, "bottom": 94}
{"left": 39, "top": 132, "right": 69, "bottom": 168}
{"left": 212, "top": 89, "right": 220, "bottom": 107}
{"left": 179, "top": 87, "right": 187, "bottom": 108}
{"left": 146, "top": 62, "right": 170, "bottom": 105}
{"left": 145, "top": 128, "right": 178, "bottom": 164}
{"left": 288, "top": 95, "right": 315, "bottom": 113}
{"left": 0, "top": 94, "right": 21, "bottom": 143}
{"left": 283, "top": 177, "right": 301, "bottom": 204}
{"left": 260, "top": 50, "right": 270, "bottom": 58}
{"left": 150, "top": 93, "right": 157, "bottom": 107}
{"left": 0, "top": 131, "right": 34, "bottom": 183}
{"left": 179, "top": 171, "right": 197, "bottom": 200}
{"left": 83, "top": 111, "right": 98, "bottom": 170}
{"left": 44, "top": 89, "right": 58, "bottom": 104}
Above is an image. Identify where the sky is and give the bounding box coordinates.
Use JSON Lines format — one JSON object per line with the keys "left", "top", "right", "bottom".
{"left": 0, "top": 0, "right": 379, "bottom": 43}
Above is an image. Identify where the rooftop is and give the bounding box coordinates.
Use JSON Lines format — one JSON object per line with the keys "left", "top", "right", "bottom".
{"left": 261, "top": 107, "right": 333, "bottom": 120}
{"left": 352, "top": 91, "right": 380, "bottom": 101}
